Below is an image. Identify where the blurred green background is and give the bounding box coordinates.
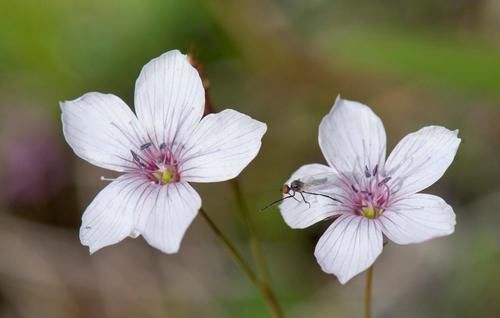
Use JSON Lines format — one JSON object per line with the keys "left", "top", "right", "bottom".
{"left": 0, "top": 0, "right": 499, "bottom": 317}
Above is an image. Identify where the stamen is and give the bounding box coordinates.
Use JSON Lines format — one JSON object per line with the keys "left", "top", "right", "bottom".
{"left": 140, "top": 142, "right": 152, "bottom": 150}
{"left": 364, "top": 166, "right": 371, "bottom": 178}
{"left": 127, "top": 140, "right": 180, "bottom": 186}
{"left": 378, "top": 177, "right": 391, "bottom": 186}
{"left": 131, "top": 150, "right": 146, "bottom": 167}
{"left": 131, "top": 150, "right": 141, "bottom": 162}
{"left": 351, "top": 185, "right": 359, "bottom": 193}
{"left": 372, "top": 164, "right": 378, "bottom": 176}
{"left": 383, "top": 183, "right": 391, "bottom": 202}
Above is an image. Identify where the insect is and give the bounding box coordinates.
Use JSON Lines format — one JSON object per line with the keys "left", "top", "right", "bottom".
{"left": 261, "top": 173, "right": 342, "bottom": 211}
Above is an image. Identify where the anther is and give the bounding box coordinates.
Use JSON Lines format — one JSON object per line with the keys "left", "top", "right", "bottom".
{"left": 131, "top": 150, "right": 140, "bottom": 162}
{"left": 364, "top": 166, "right": 371, "bottom": 178}
{"left": 140, "top": 142, "right": 152, "bottom": 150}
{"left": 351, "top": 185, "right": 359, "bottom": 193}
{"left": 372, "top": 164, "right": 378, "bottom": 176}
{"left": 378, "top": 177, "right": 391, "bottom": 186}
{"left": 159, "top": 142, "right": 167, "bottom": 150}
{"left": 130, "top": 150, "right": 146, "bottom": 167}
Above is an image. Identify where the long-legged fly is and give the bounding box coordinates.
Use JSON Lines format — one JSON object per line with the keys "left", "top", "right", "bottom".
{"left": 261, "top": 174, "right": 342, "bottom": 211}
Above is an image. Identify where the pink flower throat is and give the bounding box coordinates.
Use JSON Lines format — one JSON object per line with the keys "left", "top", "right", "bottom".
{"left": 345, "top": 165, "right": 391, "bottom": 219}
{"left": 130, "top": 142, "right": 179, "bottom": 184}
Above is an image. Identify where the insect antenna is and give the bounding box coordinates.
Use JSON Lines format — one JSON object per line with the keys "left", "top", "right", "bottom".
{"left": 260, "top": 195, "right": 295, "bottom": 211}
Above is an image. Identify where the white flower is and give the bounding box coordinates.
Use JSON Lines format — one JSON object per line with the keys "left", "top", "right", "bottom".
{"left": 61, "top": 50, "right": 267, "bottom": 254}
{"left": 279, "top": 97, "right": 460, "bottom": 284}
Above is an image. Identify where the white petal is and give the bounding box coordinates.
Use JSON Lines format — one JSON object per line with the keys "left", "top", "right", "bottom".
{"left": 134, "top": 50, "right": 205, "bottom": 150}
{"left": 319, "top": 97, "right": 386, "bottom": 174}
{"left": 140, "top": 182, "right": 201, "bottom": 254}
{"left": 385, "top": 126, "right": 461, "bottom": 197}
{"left": 378, "top": 193, "right": 456, "bottom": 245}
{"left": 279, "top": 164, "right": 341, "bottom": 228}
{"left": 80, "top": 174, "right": 151, "bottom": 254}
{"left": 179, "top": 109, "right": 267, "bottom": 182}
{"left": 314, "top": 214, "right": 383, "bottom": 284}
{"left": 61, "top": 93, "right": 145, "bottom": 172}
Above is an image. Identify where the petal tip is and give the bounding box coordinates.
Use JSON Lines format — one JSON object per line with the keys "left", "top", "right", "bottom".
{"left": 313, "top": 252, "right": 352, "bottom": 284}
{"left": 158, "top": 49, "right": 184, "bottom": 58}
{"left": 59, "top": 100, "right": 67, "bottom": 112}
{"left": 332, "top": 94, "right": 344, "bottom": 109}
{"left": 81, "top": 239, "right": 98, "bottom": 255}
{"left": 337, "top": 276, "right": 349, "bottom": 285}
{"left": 155, "top": 243, "right": 181, "bottom": 255}
{"left": 258, "top": 120, "right": 268, "bottom": 135}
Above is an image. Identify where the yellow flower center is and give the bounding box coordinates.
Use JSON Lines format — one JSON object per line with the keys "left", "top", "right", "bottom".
{"left": 361, "top": 206, "right": 381, "bottom": 219}
{"left": 153, "top": 167, "right": 176, "bottom": 185}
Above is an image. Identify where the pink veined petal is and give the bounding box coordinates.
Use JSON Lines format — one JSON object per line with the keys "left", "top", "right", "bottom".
{"left": 314, "top": 214, "right": 383, "bottom": 284}
{"left": 140, "top": 182, "right": 201, "bottom": 254}
{"left": 378, "top": 193, "right": 456, "bottom": 245}
{"left": 279, "top": 163, "right": 342, "bottom": 229}
{"left": 61, "top": 93, "right": 145, "bottom": 172}
{"left": 179, "top": 109, "right": 267, "bottom": 183}
{"left": 319, "top": 96, "right": 386, "bottom": 175}
{"left": 384, "top": 126, "right": 461, "bottom": 198}
{"left": 79, "top": 174, "right": 151, "bottom": 254}
{"left": 134, "top": 50, "right": 205, "bottom": 150}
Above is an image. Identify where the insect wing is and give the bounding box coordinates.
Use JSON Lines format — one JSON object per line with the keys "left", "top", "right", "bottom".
{"left": 298, "top": 172, "right": 339, "bottom": 192}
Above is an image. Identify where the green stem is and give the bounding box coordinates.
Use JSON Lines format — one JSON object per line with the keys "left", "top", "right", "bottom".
{"left": 189, "top": 53, "right": 274, "bottom": 291}
{"left": 199, "top": 208, "right": 284, "bottom": 318}
{"left": 364, "top": 265, "right": 374, "bottom": 318}
{"left": 189, "top": 56, "right": 283, "bottom": 317}
{"left": 230, "top": 179, "right": 272, "bottom": 282}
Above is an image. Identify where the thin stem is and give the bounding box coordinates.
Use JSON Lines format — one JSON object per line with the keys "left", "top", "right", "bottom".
{"left": 231, "top": 179, "right": 272, "bottom": 283}
{"left": 189, "top": 55, "right": 283, "bottom": 317}
{"left": 364, "top": 265, "right": 374, "bottom": 318}
{"left": 199, "top": 208, "right": 284, "bottom": 318}
{"left": 189, "top": 54, "right": 274, "bottom": 286}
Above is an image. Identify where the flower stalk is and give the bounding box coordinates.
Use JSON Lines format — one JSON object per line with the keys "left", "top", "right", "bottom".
{"left": 231, "top": 179, "right": 272, "bottom": 283}
{"left": 364, "top": 265, "right": 373, "bottom": 318}
{"left": 199, "top": 208, "right": 284, "bottom": 318}
{"left": 189, "top": 52, "right": 281, "bottom": 313}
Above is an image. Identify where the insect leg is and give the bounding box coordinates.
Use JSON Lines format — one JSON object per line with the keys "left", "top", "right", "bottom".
{"left": 299, "top": 192, "right": 311, "bottom": 208}
{"left": 303, "top": 191, "right": 342, "bottom": 203}
{"left": 290, "top": 190, "right": 301, "bottom": 203}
